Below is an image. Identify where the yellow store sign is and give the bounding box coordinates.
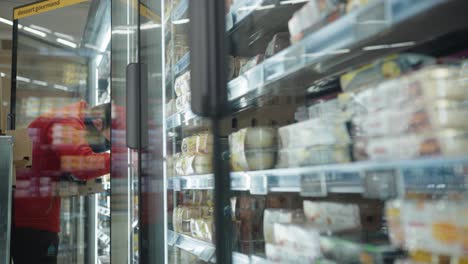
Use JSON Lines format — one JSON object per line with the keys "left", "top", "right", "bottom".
{"left": 14, "top": 0, "right": 88, "bottom": 20}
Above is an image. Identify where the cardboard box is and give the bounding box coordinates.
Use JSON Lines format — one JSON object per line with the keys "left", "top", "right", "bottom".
{"left": 5, "top": 129, "right": 33, "bottom": 185}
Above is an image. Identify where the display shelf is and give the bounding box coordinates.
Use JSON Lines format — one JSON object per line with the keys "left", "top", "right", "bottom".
{"left": 168, "top": 230, "right": 251, "bottom": 263}
{"left": 171, "top": 0, "right": 189, "bottom": 22}
{"left": 168, "top": 156, "right": 468, "bottom": 199}
{"left": 227, "top": 0, "right": 468, "bottom": 111}
{"left": 228, "top": 0, "right": 305, "bottom": 57}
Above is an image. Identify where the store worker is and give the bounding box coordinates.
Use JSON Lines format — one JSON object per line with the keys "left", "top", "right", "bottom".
{"left": 12, "top": 100, "right": 111, "bottom": 264}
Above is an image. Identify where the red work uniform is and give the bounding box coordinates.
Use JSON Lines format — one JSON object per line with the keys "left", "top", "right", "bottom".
{"left": 14, "top": 101, "right": 110, "bottom": 233}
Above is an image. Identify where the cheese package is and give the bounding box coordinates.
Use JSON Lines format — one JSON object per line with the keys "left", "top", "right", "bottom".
{"left": 174, "top": 71, "right": 190, "bottom": 97}
{"left": 385, "top": 200, "right": 405, "bottom": 247}
{"left": 353, "top": 130, "right": 468, "bottom": 161}
{"left": 342, "top": 65, "right": 468, "bottom": 117}
{"left": 181, "top": 132, "right": 213, "bottom": 155}
{"left": 231, "top": 149, "right": 276, "bottom": 172}
{"left": 288, "top": 0, "right": 344, "bottom": 43}
{"left": 303, "top": 201, "right": 361, "bottom": 232}
{"left": 263, "top": 209, "right": 305, "bottom": 244}
{"left": 278, "top": 119, "right": 350, "bottom": 148}
{"left": 175, "top": 93, "right": 191, "bottom": 112}
{"left": 265, "top": 243, "right": 321, "bottom": 264}
{"left": 308, "top": 98, "right": 342, "bottom": 120}
{"left": 351, "top": 100, "right": 468, "bottom": 137}
{"left": 175, "top": 154, "right": 213, "bottom": 176}
{"left": 277, "top": 145, "right": 350, "bottom": 168}
{"left": 340, "top": 54, "right": 435, "bottom": 91}
{"left": 273, "top": 223, "right": 321, "bottom": 252}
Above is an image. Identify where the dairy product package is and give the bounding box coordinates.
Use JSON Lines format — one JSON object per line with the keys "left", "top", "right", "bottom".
{"left": 278, "top": 119, "right": 350, "bottom": 148}
{"left": 398, "top": 200, "right": 467, "bottom": 257}
{"left": 288, "top": 0, "right": 344, "bottom": 43}
{"left": 303, "top": 201, "right": 361, "bottom": 231}
{"left": 265, "top": 243, "right": 321, "bottom": 264}
{"left": 351, "top": 100, "right": 468, "bottom": 137}
{"left": 346, "top": 0, "right": 374, "bottom": 13}
{"left": 231, "top": 149, "right": 276, "bottom": 171}
{"left": 190, "top": 218, "right": 214, "bottom": 242}
{"left": 263, "top": 209, "right": 305, "bottom": 244}
{"left": 273, "top": 223, "right": 321, "bottom": 253}
{"left": 340, "top": 54, "right": 435, "bottom": 91}
{"left": 175, "top": 154, "right": 213, "bottom": 176}
{"left": 265, "top": 33, "right": 290, "bottom": 58}
{"left": 353, "top": 130, "right": 468, "bottom": 161}
{"left": 308, "top": 98, "right": 342, "bottom": 120}
{"left": 277, "top": 145, "right": 350, "bottom": 168}
{"left": 181, "top": 132, "right": 213, "bottom": 155}
{"left": 174, "top": 71, "right": 190, "bottom": 97}
{"left": 230, "top": 127, "right": 277, "bottom": 150}
{"left": 341, "top": 65, "right": 468, "bottom": 117}
{"left": 385, "top": 200, "right": 405, "bottom": 247}
{"left": 175, "top": 93, "right": 191, "bottom": 112}
{"left": 166, "top": 99, "right": 177, "bottom": 116}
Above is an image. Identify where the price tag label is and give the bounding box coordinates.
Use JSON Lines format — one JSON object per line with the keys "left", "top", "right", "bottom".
{"left": 363, "top": 169, "right": 397, "bottom": 199}
{"left": 173, "top": 178, "right": 181, "bottom": 192}
{"left": 250, "top": 174, "right": 268, "bottom": 195}
{"left": 199, "top": 247, "right": 215, "bottom": 262}
{"left": 300, "top": 173, "right": 327, "bottom": 197}
{"left": 167, "top": 232, "right": 178, "bottom": 246}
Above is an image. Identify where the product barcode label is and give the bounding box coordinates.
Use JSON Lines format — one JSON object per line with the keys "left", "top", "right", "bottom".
{"left": 300, "top": 173, "right": 327, "bottom": 197}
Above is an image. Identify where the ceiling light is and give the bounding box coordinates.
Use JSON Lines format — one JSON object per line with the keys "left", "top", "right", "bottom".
{"left": 141, "top": 23, "right": 161, "bottom": 30}
{"left": 172, "top": 18, "right": 189, "bottom": 25}
{"left": 56, "top": 38, "right": 77, "bottom": 48}
{"left": 0, "top": 72, "right": 5, "bottom": 77}
{"left": 54, "top": 84, "right": 68, "bottom": 91}
{"left": 17, "top": 76, "right": 30, "bottom": 83}
{"left": 0, "top": 17, "right": 13, "bottom": 26}
{"left": 30, "top": 24, "right": 52, "bottom": 34}
{"left": 24, "top": 26, "right": 47, "bottom": 37}
{"left": 32, "top": 80, "right": 48, "bottom": 86}
{"left": 54, "top": 32, "right": 74, "bottom": 41}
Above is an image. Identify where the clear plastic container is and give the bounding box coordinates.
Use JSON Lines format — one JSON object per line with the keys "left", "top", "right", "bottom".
{"left": 342, "top": 66, "right": 468, "bottom": 116}
{"left": 351, "top": 100, "right": 468, "bottom": 137}
{"left": 181, "top": 132, "right": 213, "bottom": 155}
{"left": 277, "top": 145, "right": 351, "bottom": 168}
{"left": 279, "top": 119, "right": 350, "bottom": 148}
{"left": 353, "top": 130, "right": 468, "bottom": 161}
{"left": 231, "top": 149, "right": 276, "bottom": 172}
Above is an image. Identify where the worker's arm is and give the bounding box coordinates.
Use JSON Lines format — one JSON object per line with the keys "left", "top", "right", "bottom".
{"left": 50, "top": 120, "right": 110, "bottom": 181}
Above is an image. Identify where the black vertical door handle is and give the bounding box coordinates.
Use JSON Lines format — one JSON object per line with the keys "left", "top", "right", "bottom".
{"left": 126, "top": 63, "right": 148, "bottom": 149}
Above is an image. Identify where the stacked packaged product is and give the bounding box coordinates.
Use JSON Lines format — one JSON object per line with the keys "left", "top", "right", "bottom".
{"left": 340, "top": 64, "right": 468, "bottom": 161}
{"left": 174, "top": 71, "right": 191, "bottom": 112}
{"left": 386, "top": 199, "right": 467, "bottom": 263}
{"left": 230, "top": 127, "right": 277, "bottom": 171}
{"left": 174, "top": 132, "right": 213, "bottom": 176}
{"left": 277, "top": 101, "right": 351, "bottom": 168}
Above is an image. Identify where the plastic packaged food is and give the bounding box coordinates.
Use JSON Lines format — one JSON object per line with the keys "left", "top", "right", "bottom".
{"left": 277, "top": 145, "right": 350, "bottom": 168}
{"left": 231, "top": 149, "right": 276, "bottom": 172}
{"left": 174, "top": 71, "right": 190, "bottom": 97}
{"left": 175, "top": 94, "right": 191, "bottom": 112}
{"left": 181, "top": 132, "right": 213, "bottom": 155}
{"left": 266, "top": 243, "right": 320, "bottom": 264}
{"left": 175, "top": 154, "right": 213, "bottom": 176}
{"left": 303, "top": 201, "right": 361, "bottom": 232}
{"left": 288, "top": 0, "right": 344, "bottom": 43}
{"left": 278, "top": 119, "right": 350, "bottom": 148}
{"left": 273, "top": 223, "right": 321, "bottom": 252}
{"left": 230, "top": 127, "right": 277, "bottom": 150}
{"left": 263, "top": 209, "right": 305, "bottom": 244}
{"left": 181, "top": 206, "right": 202, "bottom": 234}
{"left": 385, "top": 200, "right": 405, "bottom": 247}
{"left": 342, "top": 66, "right": 468, "bottom": 117}
{"left": 265, "top": 33, "right": 290, "bottom": 58}
{"left": 190, "top": 218, "right": 214, "bottom": 242}
{"left": 351, "top": 100, "right": 468, "bottom": 137}
{"left": 166, "top": 99, "right": 177, "bottom": 116}
{"left": 353, "top": 130, "right": 468, "bottom": 161}
{"left": 308, "top": 98, "right": 342, "bottom": 120}
{"left": 340, "top": 54, "right": 435, "bottom": 91}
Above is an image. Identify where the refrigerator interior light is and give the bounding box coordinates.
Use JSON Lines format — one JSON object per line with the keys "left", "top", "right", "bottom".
{"left": 24, "top": 26, "right": 47, "bottom": 38}
{"left": 172, "top": 18, "right": 190, "bottom": 25}
{"left": 57, "top": 38, "right": 78, "bottom": 48}
{"left": 0, "top": 17, "right": 13, "bottom": 26}
{"left": 16, "top": 76, "right": 30, "bottom": 83}
{"left": 54, "top": 32, "right": 75, "bottom": 41}
{"left": 54, "top": 84, "right": 69, "bottom": 91}
{"left": 0, "top": 72, "right": 5, "bottom": 77}
{"left": 32, "top": 80, "right": 48, "bottom": 86}
{"left": 256, "top": 4, "right": 276, "bottom": 10}
{"left": 279, "top": 0, "right": 308, "bottom": 5}
{"left": 30, "top": 24, "right": 53, "bottom": 34}
{"left": 141, "top": 23, "right": 161, "bottom": 30}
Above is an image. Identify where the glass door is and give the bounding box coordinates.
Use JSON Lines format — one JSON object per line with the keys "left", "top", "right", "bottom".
{"left": 190, "top": 0, "right": 468, "bottom": 263}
